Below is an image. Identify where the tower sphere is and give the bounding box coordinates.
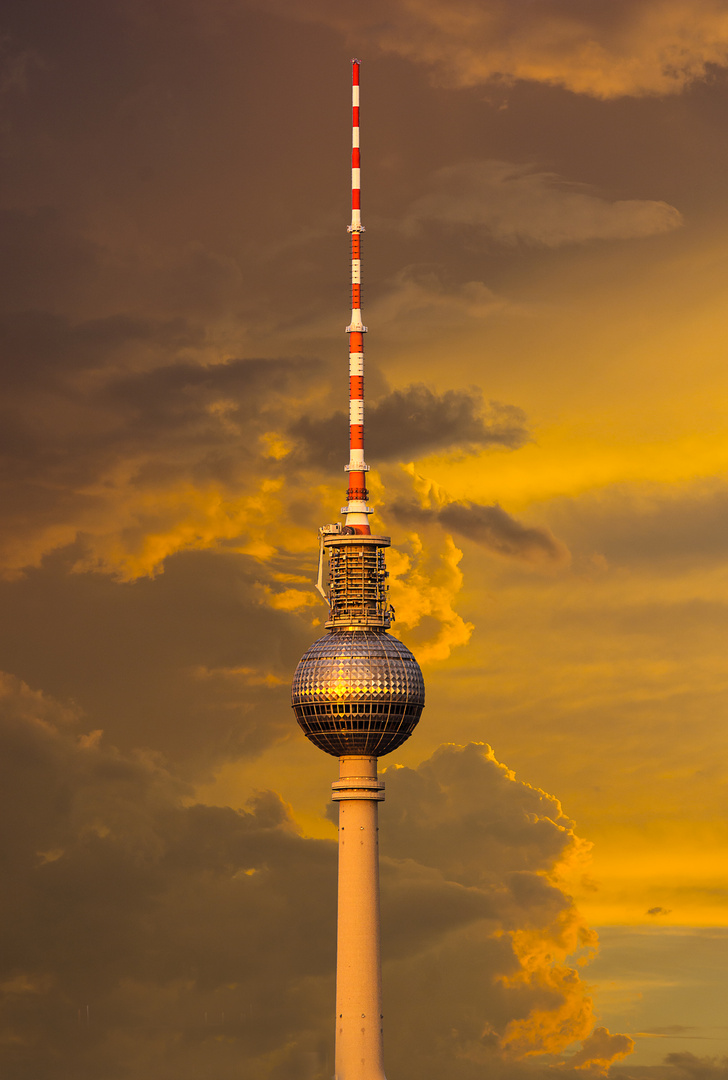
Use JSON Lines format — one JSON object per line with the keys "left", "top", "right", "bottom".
{"left": 292, "top": 627, "right": 425, "bottom": 757}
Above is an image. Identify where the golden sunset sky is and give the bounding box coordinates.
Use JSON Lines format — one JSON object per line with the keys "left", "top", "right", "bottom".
{"left": 2, "top": 2, "right": 728, "bottom": 1078}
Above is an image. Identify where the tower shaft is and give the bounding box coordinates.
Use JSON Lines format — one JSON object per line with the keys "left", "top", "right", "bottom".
{"left": 333, "top": 756, "right": 386, "bottom": 1080}
{"left": 345, "top": 59, "right": 371, "bottom": 535}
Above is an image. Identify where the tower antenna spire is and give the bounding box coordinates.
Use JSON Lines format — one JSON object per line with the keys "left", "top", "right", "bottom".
{"left": 344, "top": 58, "right": 372, "bottom": 535}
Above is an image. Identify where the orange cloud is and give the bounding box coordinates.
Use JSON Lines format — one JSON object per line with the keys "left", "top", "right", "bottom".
{"left": 499, "top": 966, "right": 595, "bottom": 1057}
{"left": 567, "top": 1025, "right": 636, "bottom": 1072}
{"left": 387, "top": 532, "right": 474, "bottom": 662}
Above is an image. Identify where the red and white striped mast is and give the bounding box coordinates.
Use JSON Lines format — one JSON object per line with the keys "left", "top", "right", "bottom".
{"left": 344, "top": 58, "right": 372, "bottom": 535}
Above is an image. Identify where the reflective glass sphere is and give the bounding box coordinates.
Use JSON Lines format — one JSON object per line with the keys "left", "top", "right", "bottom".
{"left": 292, "top": 628, "right": 425, "bottom": 757}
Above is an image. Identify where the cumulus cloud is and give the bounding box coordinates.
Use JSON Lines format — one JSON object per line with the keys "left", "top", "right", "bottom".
{"left": 381, "top": 742, "right": 591, "bottom": 883}
{"left": 387, "top": 533, "right": 474, "bottom": 662}
{"left": 569, "top": 1026, "right": 635, "bottom": 1071}
{"left": 376, "top": 744, "right": 608, "bottom": 1075}
{"left": 292, "top": 383, "right": 528, "bottom": 471}
{"left": 404, "top": 162, "right": 682, "bottom": 247}
{"left": 0, "top": 683, "right": 629, "bottom": 1080}
{"left": 266, "top": 0, "right": 728, "bottom": 99}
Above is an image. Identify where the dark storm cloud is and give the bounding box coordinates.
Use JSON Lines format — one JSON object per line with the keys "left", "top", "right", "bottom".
{"left": 403, "top": 162, "right": 681, "bottom": 248}
{"left": 391, "top": 497, "right": 569, "bottom": 565}
{"left": 267, "top": 0, "right": 728, "bottom": 98}
{"left": 557, "top": 485, "right": 728, "bottom": 567}
{"left": 0, "top": 207, "right": 246, "bottom": 330}
{"left": 616, "top": 1054, "right": 728, "bottom": 1080}
{"left": 96, "top": 353, "right": 316, "bottom": 458}
{"left": 0, "top": 549, "right": 308, "bottom": 770}
{"left": 0, "top": 294, "right": 330, "bottom": 770}
{"left": 662, "top": 1056, "right": 728, "bottom": 1080}
{"left": 0, "top": 1, "right": 540, "bottom": 593}
{"left": 291, "top": 384, "right": 528, "bottom": 469}
{"left": 0, "top": 6, "right": 677, "bottom": 1077}
{"left": 0, "top": 302, "right": 312, "bottom": 432}
{"left": 0, "top": 697, "right": 614, "bottom": 1080}
{"left": 381, "top": 743, "right": 580, "bottom": 883}
{"left": 0, "top": 209, "right": 102, "bottom": 316}
{"left": 0, "top": 674, "right": 337, "bottom": 1080}
{"left": 0, "top": 307, "right": 199, "bottom": 390}
{"left": 375, "top": 745, "right": 607, "bottom": 1077}
{"left": 0, "top": 296, "right": 324, "bottom": 575}
{"left": 0, "top": 0, "right": 348, "bottom": 337}
{"left": 0, "top": 0, "right": 530, "bottom": 798}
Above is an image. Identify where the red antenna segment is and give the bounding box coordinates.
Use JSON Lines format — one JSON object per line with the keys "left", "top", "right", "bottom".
{"left": 344, "top": 59, "right": 372, "bottom": 535}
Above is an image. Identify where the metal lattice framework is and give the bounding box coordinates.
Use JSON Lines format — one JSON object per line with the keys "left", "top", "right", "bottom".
{"left": 324, "top": 535, "right": 391, "bottom": 629}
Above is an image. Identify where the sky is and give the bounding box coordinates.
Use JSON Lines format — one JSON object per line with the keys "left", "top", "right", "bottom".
{"left": 1, "top": 1, "right": 728, "bottom": 1077}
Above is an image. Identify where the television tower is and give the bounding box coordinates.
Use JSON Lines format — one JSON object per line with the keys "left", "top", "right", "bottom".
{"left": 292, "top": 60, "right": 425, "bottom": 1080}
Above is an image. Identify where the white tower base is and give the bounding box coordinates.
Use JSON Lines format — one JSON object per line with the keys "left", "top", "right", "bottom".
{"left": 332, "top": 756, "right": 387, "bottom": 1080}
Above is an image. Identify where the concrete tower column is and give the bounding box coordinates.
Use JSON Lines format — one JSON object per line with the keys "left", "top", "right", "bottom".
{"left": 331, "top": 755, "right": 387, "bottom": 1080}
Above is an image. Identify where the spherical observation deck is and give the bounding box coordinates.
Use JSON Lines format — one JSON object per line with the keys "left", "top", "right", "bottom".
{"left": 292, "top": 628, "right": 425, "bottom": 757}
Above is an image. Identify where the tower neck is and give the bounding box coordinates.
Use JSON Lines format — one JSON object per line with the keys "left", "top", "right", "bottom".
{"left": 344, "top": 59, "right": 372, "bottom": 535}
